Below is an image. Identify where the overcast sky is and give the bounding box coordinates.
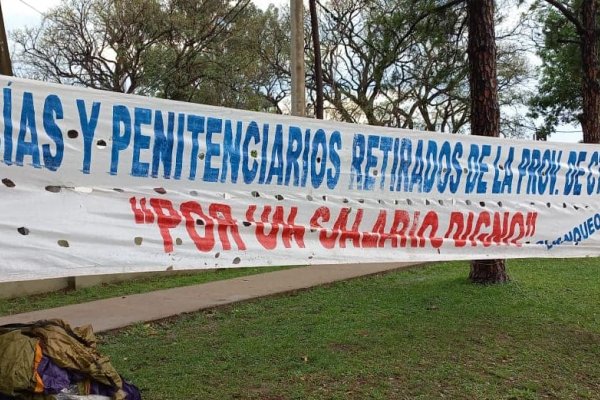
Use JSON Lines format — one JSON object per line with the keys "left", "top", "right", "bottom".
{"left": 1, "top": 0, "right": 582, "bottom": 142}
{"left": 2, "top": 0, "right": 286, "bottom": 31}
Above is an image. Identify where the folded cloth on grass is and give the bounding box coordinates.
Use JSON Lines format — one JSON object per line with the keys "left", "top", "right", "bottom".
{"left": 0, "top": 320, "right": 140, "bottom": 400}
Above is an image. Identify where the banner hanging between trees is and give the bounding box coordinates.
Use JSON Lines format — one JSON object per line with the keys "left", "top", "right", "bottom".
{"left": 0, "top": 77, "right": 599, "bottom": 282}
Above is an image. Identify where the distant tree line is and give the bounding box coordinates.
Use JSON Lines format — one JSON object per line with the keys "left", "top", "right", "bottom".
{"left": 11, "top": 0, "right": 600, "bottom": 283}
{"left": 12, "top": 0, "right": 598, "bottom": 143}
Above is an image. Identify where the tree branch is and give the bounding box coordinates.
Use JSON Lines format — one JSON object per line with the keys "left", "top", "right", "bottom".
{"left": 543, "top": 0, "right": 584, "bottom": 34}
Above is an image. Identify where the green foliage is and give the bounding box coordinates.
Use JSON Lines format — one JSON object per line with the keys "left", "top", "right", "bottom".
{"left": 141, "top": 2, "right": 287, "bottom": 111}
{"left": 528, "top": 1, "right": 591, "bottom": 139}
{"left": 12, "top": 0, "right": 288, "bottom": 112}
{"left": 99, "top": 258, "right": 600, "bottom": 399}
{"left": 312, "top": 0, "right": 529, "bottom": 134}
{"left": 12, "top": 0, "right": 530, "bottom": 131}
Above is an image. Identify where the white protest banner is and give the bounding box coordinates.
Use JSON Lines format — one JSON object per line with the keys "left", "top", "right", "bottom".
{"left": 0, "top": 77, "right": 599, "bottom": 282}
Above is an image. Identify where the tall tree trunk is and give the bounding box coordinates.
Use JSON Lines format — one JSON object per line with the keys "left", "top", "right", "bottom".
{"left": 466, "top": 0, "right": 508, "bottom": 284}
{"left": 309, "top": 0, "right": 324, "bottom": 119}
{"left": 580, "top": 0, "right": 600, "bottom": 144}
{"left": 0, "top": 4, "right": 13, "bottom": 76}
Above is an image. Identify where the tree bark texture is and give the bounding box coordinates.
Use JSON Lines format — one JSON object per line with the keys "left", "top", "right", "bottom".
{"left": 0, "top": 4, "right": 12, "bottom": 76}
{"left": 468, "top": 259, "right": 509, "bottom": 284}
{"left": 467, "top": 0, "right": 508, "bottom": 283}
{"left": 580, "top": 0, "right": 600, "bottom": 144}
{"left": 309, "top": 0, "right": 324, "bottom": 119}
{"left": 467, "top": 0, "right": 499, "bottom": 137}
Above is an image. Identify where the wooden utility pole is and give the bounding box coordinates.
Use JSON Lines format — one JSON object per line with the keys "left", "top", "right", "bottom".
{"left": 290, "top": 0, "right": 305, "bottom": 116}
{"left": 0, "top": 3, "right": 13, "bottom": 76}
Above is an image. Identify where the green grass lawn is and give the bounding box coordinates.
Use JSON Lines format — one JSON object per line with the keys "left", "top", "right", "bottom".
{"left": 98, "top": 258, "right": 600, "bottom": 400}
{"left": 0, "top": 266, "right": 293, "bottom": 316}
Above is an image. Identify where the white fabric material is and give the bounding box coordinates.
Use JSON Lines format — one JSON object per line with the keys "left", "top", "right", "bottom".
{"left": 0, "top": 77, "right": 598, "bottom": 282}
